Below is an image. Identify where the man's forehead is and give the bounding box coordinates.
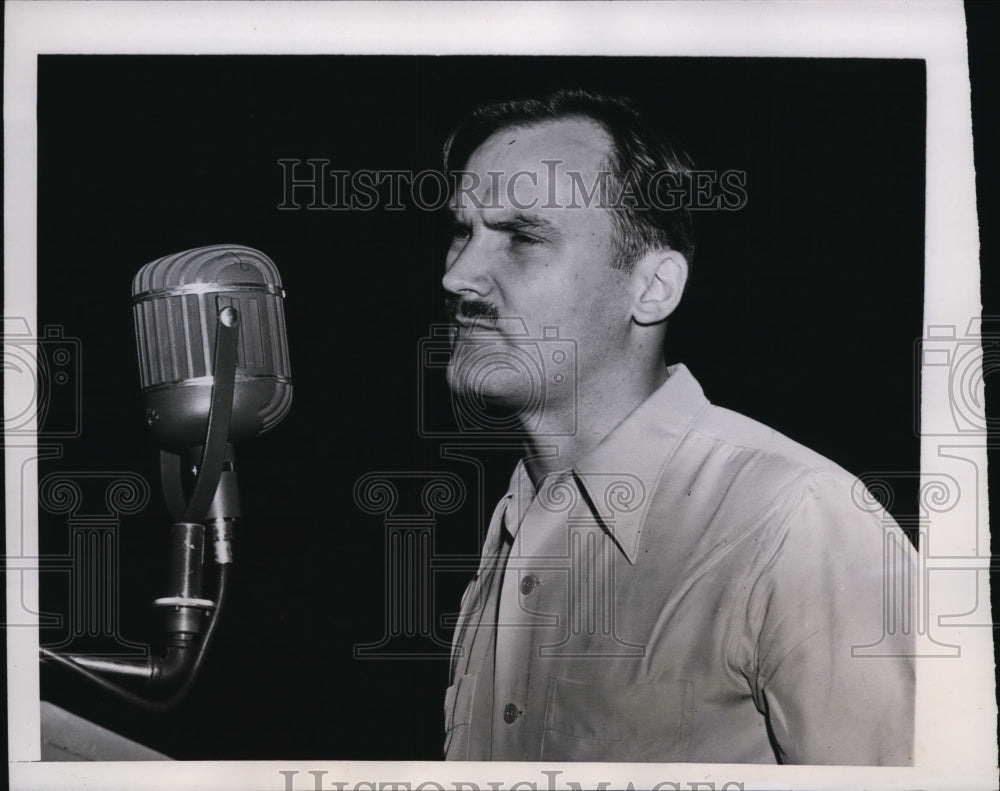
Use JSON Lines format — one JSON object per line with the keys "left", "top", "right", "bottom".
{"left": 464, "top": 117, "right": 612, "bottom": 177}
{"left": 452, "top": 118, "right": 613, "bottom": 218}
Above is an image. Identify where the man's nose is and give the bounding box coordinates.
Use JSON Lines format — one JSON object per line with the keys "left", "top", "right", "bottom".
{"left": 442, "top": 235, "right": 493, "bottom": 297}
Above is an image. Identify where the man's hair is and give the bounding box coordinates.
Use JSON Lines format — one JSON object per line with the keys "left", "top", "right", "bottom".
{"left": 443, "top": 88, "right": 695, "bottom": 271}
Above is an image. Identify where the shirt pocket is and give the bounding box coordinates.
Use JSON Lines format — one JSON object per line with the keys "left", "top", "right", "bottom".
{"left": 443, "top": 673, "right": 477, "bottom": 760}
{"left": 540, "top": 676, "right": 692, "bottom": 762}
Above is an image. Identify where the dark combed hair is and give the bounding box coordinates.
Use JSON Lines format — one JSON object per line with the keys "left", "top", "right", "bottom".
{"left": 443, "top": 88, "right": 695, "bottom": 271}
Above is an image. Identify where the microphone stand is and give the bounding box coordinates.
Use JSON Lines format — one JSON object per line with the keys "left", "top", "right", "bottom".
{"left": 40, "top": 306, "right": 242, "bottom": 710}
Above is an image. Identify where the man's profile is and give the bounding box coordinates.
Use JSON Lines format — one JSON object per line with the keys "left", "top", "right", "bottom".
{"left": 440, "top": 89, "right": 915, "bottom": 765}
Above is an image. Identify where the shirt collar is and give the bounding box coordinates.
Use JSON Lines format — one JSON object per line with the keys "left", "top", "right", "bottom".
{"left": 571, "top": 363, "right": 709, "bottom": 564}
{"left": 504, "top": 461, "right": 536, "bottom": 540}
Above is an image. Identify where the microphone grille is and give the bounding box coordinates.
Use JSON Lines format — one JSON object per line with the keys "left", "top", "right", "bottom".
{"left": 132, "top": 244, "right": 292, "bottom": 446}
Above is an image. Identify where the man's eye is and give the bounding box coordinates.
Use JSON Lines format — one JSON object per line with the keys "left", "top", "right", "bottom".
{"left": 451, "top": 224, "right": 471, "bottom": 241}
{"left": 511, "top": 233, "right": 541, "bottom": 246}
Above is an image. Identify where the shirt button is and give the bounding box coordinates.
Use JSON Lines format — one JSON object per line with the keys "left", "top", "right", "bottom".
{"left": 503, "top": 703, "right": 521, "bottom": 724}
{"left": 520, "top": 575, "right": 539, "bottom": 595}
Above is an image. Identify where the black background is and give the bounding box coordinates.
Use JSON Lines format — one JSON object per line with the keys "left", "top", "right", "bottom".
{"left": 34, "top": 55, "right": 926, "bottom": 760}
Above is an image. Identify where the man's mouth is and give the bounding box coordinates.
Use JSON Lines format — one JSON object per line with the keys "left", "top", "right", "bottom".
{"left": 454, "top": 316, "right": 500, "bottom": 331}
{"left": 446, "top": 295, "right": 501, "bottom": 328}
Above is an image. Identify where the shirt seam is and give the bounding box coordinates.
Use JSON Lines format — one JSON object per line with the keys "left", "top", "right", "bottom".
{"left": 622, "top": 399, "right": 712, "bottom": 563}
{"left": 686, "top": 424, "right": 838, "bottom": 476}
{"left": 720, "top": 468, "right": 834, "bottom": 703}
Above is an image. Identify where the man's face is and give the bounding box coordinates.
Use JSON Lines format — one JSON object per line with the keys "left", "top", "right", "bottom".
{"left": 443, "top": 118, "right": 635, "bottom": 424}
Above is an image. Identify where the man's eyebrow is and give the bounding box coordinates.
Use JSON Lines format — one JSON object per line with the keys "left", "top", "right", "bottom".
{"left": 482, "top": 213, "right": 561, "bottom": 236}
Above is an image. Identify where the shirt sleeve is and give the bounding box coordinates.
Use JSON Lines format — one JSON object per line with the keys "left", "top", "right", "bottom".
{"left": 747, "top": 471, "right": 915, "bottom": 765}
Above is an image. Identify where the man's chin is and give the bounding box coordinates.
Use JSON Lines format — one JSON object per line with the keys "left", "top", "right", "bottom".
{"left": 446, "top": 366, "right": 540, "bottom": 412}
{"left": 445, "top": 374, "right": 517, "bottom": 408}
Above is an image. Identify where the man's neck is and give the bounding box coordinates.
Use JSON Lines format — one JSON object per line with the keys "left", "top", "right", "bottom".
{"left": 520, "top": 362, "right": 671, "bottom": 487}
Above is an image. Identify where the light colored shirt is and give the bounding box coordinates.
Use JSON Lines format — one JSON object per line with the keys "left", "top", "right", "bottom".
{"left": 445, "top": 364, "right": 914, "bottom": 764}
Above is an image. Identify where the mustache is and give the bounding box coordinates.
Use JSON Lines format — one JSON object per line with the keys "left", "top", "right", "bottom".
{"left": 445, "top": 295, "right": 501, "bottom": 324}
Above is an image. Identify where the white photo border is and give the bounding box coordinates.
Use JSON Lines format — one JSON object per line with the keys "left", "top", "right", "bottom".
{"left": 5, "top": 1, "right": 995, "bottom": 789}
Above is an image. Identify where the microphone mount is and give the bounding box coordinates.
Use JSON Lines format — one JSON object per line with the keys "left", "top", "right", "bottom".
{"left": 41, "top": 303, "right": 244, "bottom": 710}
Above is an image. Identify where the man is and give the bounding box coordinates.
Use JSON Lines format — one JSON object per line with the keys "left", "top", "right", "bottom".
{"left": 441, "top": 89, "right": 914, "bottom": 765}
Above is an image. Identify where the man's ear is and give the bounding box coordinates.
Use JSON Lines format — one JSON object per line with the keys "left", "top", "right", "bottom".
{"left": 631, "top": 249, "right": 688, "bottom": 325}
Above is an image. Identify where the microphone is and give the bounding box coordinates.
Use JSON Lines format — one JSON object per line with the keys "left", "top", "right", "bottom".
{"left": 132, "top": 244, "right": 292, "bottom": 450}
{"left": 132, "top": 243, "right": 293, "bottom": 658}
{"left": 41, "top": 244, "right": 293, "bottom": 709}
